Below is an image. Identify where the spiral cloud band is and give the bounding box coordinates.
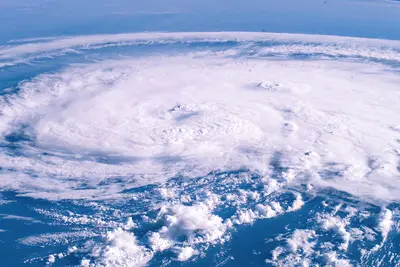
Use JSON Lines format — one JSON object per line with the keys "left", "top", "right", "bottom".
{"left": 0, "top": 32, "right": 399, "bottom": 266}
{"left": 1, "top": 32, "right": 399, "bottom": 201}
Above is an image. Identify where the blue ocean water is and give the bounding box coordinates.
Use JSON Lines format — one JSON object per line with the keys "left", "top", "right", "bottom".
{"left": 0, "top": 0, "right": 399, "bottom": 266}
{"left": 0, "top": 173, "right": 398, "bottom": 266}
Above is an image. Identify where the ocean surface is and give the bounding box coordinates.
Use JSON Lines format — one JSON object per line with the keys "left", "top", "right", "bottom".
{"left": 0, "top": 1, "right": 399, "bottom": 266}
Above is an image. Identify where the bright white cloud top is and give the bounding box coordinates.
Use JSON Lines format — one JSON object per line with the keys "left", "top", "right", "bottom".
{"left": 1, "top": 32, "right": 399, "bottom": 202}
{"left": 0, "top": 32, "right": 399, "bottom": 266}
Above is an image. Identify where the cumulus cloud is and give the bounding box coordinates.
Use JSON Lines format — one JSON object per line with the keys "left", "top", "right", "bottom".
{"left": 84, "top": 229, "right": 153, "bottom": 267}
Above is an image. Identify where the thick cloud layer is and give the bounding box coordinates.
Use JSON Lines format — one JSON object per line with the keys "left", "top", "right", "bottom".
{"left": 0, "top": 32, "right": 399, "bottom": 203}
{"left": 0, "top": 32, "right": 399, "bottom": 266}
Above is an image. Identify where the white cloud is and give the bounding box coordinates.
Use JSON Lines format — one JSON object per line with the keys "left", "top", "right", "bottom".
{"left": 0, "top": 32, "right": 399, "bottom": 205}
{"left": 85, "top": 229, "right": 153, "bottom": 267}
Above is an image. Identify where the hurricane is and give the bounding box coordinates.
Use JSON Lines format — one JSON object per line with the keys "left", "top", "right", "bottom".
{"left": 0, "top": 2, "right": 400, "bottom": 266}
